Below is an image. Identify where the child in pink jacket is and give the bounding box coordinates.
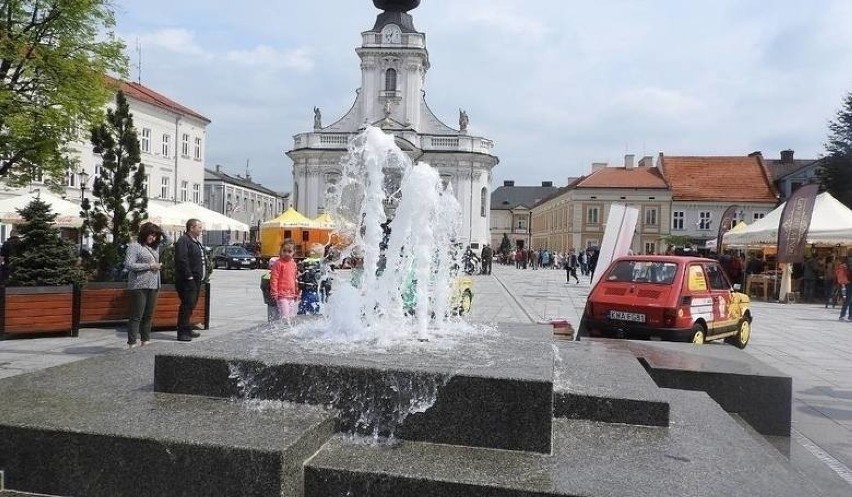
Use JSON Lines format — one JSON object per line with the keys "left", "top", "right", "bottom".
{"left": 269, "top": 242, "right": 299, "bottom": 320}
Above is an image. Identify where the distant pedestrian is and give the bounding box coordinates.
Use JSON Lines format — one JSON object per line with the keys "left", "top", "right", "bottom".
{"left": 0, "top": 228, "right": 21, "bottom": 283}
{"left": 480, "top": 244, "right": 493, "bottom": 275}
{"left": 174, "top": 219, "right": 205, "bottom": 342}
{"left": 836, "top": 258, "right": 851, "bottom": 320}
{"left": 124, "top": 222, "right": 163, "bottom": 349}
{"left": 565, "top": 249, "right": 579, "bottom": 284}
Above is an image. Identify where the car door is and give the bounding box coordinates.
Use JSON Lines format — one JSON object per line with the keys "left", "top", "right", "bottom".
{"left": 685, "top": 263, "right": 713, "bottom": 329}
{"left": 703, "top": 262, "right": 737, "bottom": 336}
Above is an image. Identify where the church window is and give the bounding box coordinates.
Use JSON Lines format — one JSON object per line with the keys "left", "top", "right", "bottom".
{"left": 480, "top": 187, "right": 487, "bottom": 217}
{"left": 385, "top": 68, "right": 397, "bottom": 91}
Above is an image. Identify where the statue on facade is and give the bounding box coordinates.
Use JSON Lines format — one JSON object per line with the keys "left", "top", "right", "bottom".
{"left": 313, "top": 107, "right": 322, "bottom": 130}
{"left": 459, "top": 109, "right": 469, "bottom": 132}
{"left": 384, "top": 100, "right": 393, "bottom": 119}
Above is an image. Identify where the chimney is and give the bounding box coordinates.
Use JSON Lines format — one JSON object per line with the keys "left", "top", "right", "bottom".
{"left": 639, "top": 155, "right": 654, "bottom": 168}
{"left": 503, "top": 180, "right": 515, "bottom": 187}
{"left": 624, "top": 154, "right": 635, "bottom": 169}
{"left": 215, "top": 164, "right": 222, "bottom": 173}
{"left": 541, "top": 181, "right": 553, "bottom": 187}
{"left": 780, "top": 150, "right": 794, "bottom": 164}
{"left": 591, "top": 162, "right": 608, "bottom": 172}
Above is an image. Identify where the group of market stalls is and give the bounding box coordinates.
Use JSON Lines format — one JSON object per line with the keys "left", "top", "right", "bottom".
{"left": 0, "top": 193, "right": 336, "bottom": 255}
{"left": 717, "top": 192, "right": 852, "bottom": 300}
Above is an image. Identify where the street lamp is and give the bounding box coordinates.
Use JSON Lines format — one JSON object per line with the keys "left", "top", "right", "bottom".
{"left": 78, "top": 170, "right": 90, "bottom": 253}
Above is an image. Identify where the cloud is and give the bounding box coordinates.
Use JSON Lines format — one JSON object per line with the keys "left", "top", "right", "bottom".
{"left": 134, "top": 28, "right": 209, "bottom": 58}
{"left": 612, "top": 87, "right": 706, "bottom": 121}
{"left": 448, "top": 0, "right": 550, "bottom": 41}
{"left": 224, "top": 46, "right": 314, "bottom": 72}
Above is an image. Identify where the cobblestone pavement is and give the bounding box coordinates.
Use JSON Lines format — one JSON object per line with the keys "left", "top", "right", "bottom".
{"left": 1, "top": 264, "right": 850, "bottom": 490}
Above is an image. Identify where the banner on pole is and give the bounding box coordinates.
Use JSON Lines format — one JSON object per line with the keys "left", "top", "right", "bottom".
{"left": 715, "top": 205, "right": 739, "bottom": 252}
{"left": 776, "top": 184, "right": 819, "bottom": 264}
{"left": 590, "top": 203, "right": 639, "bottom": 289}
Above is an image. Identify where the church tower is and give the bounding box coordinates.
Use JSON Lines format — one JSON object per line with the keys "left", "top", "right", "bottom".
{"left": 287, "top": 0, "right": 499, "bottom": 248}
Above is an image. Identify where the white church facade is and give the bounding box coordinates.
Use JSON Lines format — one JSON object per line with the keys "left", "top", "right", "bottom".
{"left": 286, "top": 0, "right": 499, "bottom": 249}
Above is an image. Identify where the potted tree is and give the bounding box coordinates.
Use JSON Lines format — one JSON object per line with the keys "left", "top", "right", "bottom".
{"left": 0, "top": 199, "right": 85, "bottom": 338}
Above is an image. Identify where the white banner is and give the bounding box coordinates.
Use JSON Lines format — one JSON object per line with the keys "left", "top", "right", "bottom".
{"left": 590, "top": 203, "right": 639, "bottom": 288}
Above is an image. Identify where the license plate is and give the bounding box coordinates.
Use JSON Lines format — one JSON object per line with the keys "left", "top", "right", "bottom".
{"left": 241, "top": 260, "right": 251, "bottom": 265}
{"left": 608, "top": 310, "right": 646, "bottom": 323}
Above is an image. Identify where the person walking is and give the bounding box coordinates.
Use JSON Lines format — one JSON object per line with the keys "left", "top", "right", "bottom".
{"left": 174, "top": 218, "right": 205, "bottom": 342}
{"left": 124, "top": 222, "right": 163, "bottom": 348}
{"left": 480, "top": 244, "right": 493, "bottom": 275}
{"left": 565, "top": 249, "right": 580, "bottom": 284}
{"left": 836, "top": 257, "right": 851, "bottom": 321}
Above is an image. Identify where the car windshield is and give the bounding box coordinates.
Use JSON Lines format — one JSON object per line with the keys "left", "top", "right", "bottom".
{"left": 226, "top": 247, "right": 251, "bottom": 256}
{"left": 605, "top": 261, "right": 678, "bottom": 285}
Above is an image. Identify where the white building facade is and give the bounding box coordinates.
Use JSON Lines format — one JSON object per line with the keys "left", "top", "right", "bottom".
{"left": 204, "top": 165, "right": 290, "bottom": 244}
{"left": 0, "top": 79, "right": 210, "bottom": 242}
{"left": 286, "top": 1, "right": 499, "bottom": 248}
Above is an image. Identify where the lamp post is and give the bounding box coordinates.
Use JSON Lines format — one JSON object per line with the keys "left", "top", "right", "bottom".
{"left": 78, "top": 171, "right": 90, "bottom": 253}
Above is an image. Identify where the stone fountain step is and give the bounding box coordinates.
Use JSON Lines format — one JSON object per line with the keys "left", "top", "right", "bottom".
{"left": 153, "top": 325, "right": 556, "bottom": 454}
{"left": 304, "top": 389, "right": 822, "bottom": 497}
{"left": 625, "top": 340, "right": 792, "bottom": 436}
{"left": 0, "top": 346, "right": 337, "bottom": 497}
{"left": 552, "top": 340, "right": 670, "bottom": 427}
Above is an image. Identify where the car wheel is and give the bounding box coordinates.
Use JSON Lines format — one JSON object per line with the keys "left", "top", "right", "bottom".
{"left": 689, "top": 323, "right": 706, "bottom": 344}
{"left": 459, "top": 290, "right": 473, "bottom": 315}
{"left": 727, "top": 318, "right": 750, "bottom": 349}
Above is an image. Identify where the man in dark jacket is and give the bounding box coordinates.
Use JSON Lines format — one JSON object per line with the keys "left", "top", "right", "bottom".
{"left": 174, "top": 219, "right": 205, "bottom": 341}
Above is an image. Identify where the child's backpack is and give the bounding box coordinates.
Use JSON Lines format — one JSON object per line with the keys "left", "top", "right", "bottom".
{"left": 260, "top": 272, "right": 275, "bottom": 305}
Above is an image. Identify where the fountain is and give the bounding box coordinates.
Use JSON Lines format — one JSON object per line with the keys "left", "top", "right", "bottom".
{"left": 0, "top": 127, "right": 829, "bottom": 496}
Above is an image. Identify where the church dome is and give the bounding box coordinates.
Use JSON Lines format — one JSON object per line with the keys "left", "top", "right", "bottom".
{"left": 373, "top": 0, "right": 420, "bottom": 12}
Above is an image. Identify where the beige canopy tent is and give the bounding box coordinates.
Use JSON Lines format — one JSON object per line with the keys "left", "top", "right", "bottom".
{"left": 724, "top": 192, "right": 852, "bottom": 246}
{"left": 260, "top": 207, "right": 330, "bottom": 258}
{"left": 167, "top": 202, "right": 250, "bottom": 232}
{"left": 0, "top": 191, "right": 84, "bottom": 228}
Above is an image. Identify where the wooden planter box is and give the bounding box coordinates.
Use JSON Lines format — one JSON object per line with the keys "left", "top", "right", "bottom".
{"left": 0, "top": 285, "right": 78, "bottom": 339}
{"left": 0, "top": 282, "right": 210, "bottom": 340}
{"left": 79, "top": 282, "right": 210, "bottom": 331}
{"left": 152, "top": 284, "right": 210, "bottom": 330}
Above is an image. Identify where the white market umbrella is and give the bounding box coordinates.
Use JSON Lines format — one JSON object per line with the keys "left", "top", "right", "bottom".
{"left": 725, "top": 192, "right": 852, "bottom": 246}
{"left": 142, "top": 202, "right": 188, "bottom": 231}
{"left": 0, "top": 191, "right": 84, "bottom": 228}
{"left": 168, "top": 202, "right": 250, "bottom": 232}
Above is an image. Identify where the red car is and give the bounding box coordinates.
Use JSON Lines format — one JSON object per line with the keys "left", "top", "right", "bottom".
{"left": 581, "top": 255, "right": 752, "bottom": 347}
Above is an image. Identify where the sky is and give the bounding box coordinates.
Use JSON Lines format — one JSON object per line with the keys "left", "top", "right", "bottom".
{"left": 114, "top": 0, "right": 852, "bottom": 193}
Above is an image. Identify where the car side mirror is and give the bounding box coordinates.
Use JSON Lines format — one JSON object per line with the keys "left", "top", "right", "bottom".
{"left": 732, "top": 284, "right": 741, "bottom": 291}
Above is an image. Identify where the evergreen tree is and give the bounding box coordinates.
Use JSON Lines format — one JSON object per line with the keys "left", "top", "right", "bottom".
{"left": 7, "top": 199, "right": 85, "bottom": 287}
{"left": 81, "top": 91, "right": 148, "bottom": 281}
{"left": 818, "top": 91, "right": 852, "bottom": 207}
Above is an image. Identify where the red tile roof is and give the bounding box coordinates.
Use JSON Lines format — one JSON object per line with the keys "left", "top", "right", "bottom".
{"left": 576, "top": 166, "right": 669, "bottom": 189}
{"left": 659, "top": 155, "right": 778, "bottom": 202}
{"left": 105, "top": 76, "right": 211, "bottom": 123}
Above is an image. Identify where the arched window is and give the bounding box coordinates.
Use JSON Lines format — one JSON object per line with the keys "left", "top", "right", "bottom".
{"left": 480, "top": 187, "right": 488, "bottom": 217}
{"left": 385, "top": 68, "right": 397, "bottom": 91}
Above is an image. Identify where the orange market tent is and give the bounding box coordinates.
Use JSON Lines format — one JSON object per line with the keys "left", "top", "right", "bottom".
{"left": 260, "top": 207, "right": 331, "bottom": 258}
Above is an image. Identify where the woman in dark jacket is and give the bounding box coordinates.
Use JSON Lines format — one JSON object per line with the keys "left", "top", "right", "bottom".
{"left": 124, "top": 222, "right": 163, "bottom": 348}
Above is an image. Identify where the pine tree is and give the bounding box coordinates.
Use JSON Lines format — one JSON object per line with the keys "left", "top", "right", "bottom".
{"left": 818, "top": 91, "right": 852, "bottom": 207}
{"left": 81, "top": 91, "right": 148, "bottom": 281}
{"left": 7, "top": 199, "right": 85, "bottom": 287}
